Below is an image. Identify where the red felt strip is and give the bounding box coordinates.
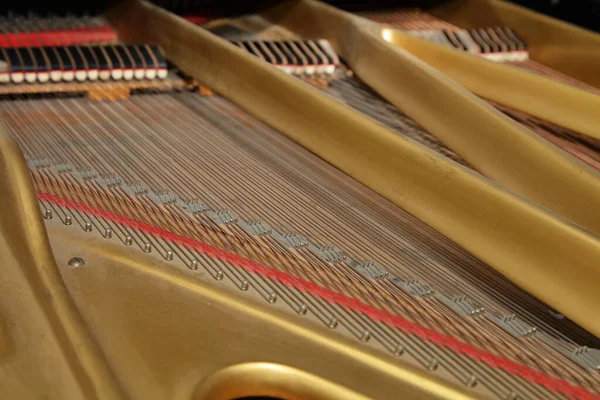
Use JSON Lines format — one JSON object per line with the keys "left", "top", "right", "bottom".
{"left": 182, "top": 15, "right": 211, "bottom": 25}
{"left": 0, "top": 27, "right": 117, "bottom": 48}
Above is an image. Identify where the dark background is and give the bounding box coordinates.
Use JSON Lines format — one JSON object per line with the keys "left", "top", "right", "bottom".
{"left": 510, "top": 0, "right": 600, "bottom": 33}
{"left": 1, "top": 0, "right": 599, "bottom": 33}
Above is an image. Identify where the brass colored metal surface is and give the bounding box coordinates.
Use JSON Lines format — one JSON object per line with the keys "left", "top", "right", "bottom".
{"left": 103, "top": 0, "right": 600, "bottom": 338}
{"left": 497, "top": 103, "right": 600, "bottom": 171}
{"left": 358, "top": 9, "right": 600, "bottom": 95}
{"left": 260, "top": 0, "right": 600, "bottom": 236}
{"left": 0, "top": 128, "right": 125, "bottom": 399}
{"left": 222, "top": 12, "right": 600, "bottom": 172}
{"left": 429, "top": 0, "right": 600, "bottom": 89}
{"left": 322, "top": 76, "right": 473, "bottom": 169}
{"left": 379, "top": 26, "right": 600, "bottom": 142}
{"left": 45, "top": 218, "right": 480, "bottom": 400}
{"left": 0, "top": 97, "right": 486, "bottom": 399}
{"left": 2, "top": 2, "right": 600, "bottom": 399}
{"left": 351, "top": 9, "right": 600, "bottom": 171}
{"left": 11, "top": 82, "right": 600, "bottom": 394}
{"left": 192, "top": 363, "right": 372, "bottom": 400}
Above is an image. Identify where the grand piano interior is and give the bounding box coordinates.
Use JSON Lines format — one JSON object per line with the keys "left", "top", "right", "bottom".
{"left": 0, "top": 1, "right": 599, "bottom": 399}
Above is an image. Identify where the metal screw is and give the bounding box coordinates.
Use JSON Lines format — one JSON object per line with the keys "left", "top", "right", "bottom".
{"left": 394, "top": 345, "right": 405, "bottom": 356}
{"left": 360, "top": 330, "right": 371, "bottom": 342}
{"left": 428, "top": 359, "right": 439, "bottom": 371}
{"left": 297, "top": 304, "right": 308, "bottom": 315}
{"left": 465, "top": 375, "right": 478, "bottom": 388}
{"left": 67, "top": 257, "right": 85, "bottom": 268}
